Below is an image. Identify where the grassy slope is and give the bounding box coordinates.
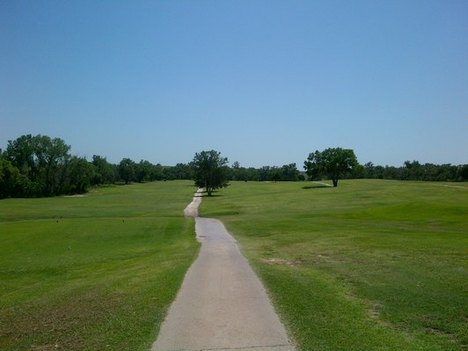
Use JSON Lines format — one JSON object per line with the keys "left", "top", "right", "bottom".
{"left": 200, "top": 180, "right": 467, "bottom": 351}
{"left": 0, "top": 181, "right": 199, "bottom": 351}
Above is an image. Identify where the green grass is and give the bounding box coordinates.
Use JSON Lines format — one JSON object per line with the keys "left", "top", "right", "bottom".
{"left": 0, "top": 181, "right": 199, "bottom": 351}
{"left": 200, "top": 180, "right": 468, "bottom": 351}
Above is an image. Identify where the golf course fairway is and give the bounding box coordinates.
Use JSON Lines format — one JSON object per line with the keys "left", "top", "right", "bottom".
{"left": 200, "top": 179, "right": 467, "bottom": 351}
{"left": 0, "top": 181, "right": 199, "bottom": 351}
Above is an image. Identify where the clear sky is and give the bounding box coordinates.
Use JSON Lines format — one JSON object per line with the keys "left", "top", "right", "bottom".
{"left": 1, "top": 0, "right": 467, "bottom": 167}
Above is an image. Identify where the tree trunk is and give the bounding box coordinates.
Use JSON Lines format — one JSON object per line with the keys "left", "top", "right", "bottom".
{"left": 332, "top": 179, "right": 338, "bottom": 187}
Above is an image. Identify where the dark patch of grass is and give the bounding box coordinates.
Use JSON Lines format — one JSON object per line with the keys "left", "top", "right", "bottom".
{"left": 201, "top": 180, "right": 468, "bottom": 351}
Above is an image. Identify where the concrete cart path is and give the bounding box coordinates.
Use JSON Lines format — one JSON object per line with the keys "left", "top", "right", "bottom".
{"left": 152, "top": 194, "right": 295, "bottom": 351}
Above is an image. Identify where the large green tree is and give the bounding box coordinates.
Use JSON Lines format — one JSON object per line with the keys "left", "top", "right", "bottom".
{"left": 135, "top": 160, "right": 153, "bottom": 183}
{"left": 5, "top": 134, "right": 71, "bottom": 195}
{"left": 190, "top": 150, "right": 229, "bottom": 196}
{"left": 35, "top": 135, "right": 71, "bottom": 195}
{"left": 4, "top": 134, "right": 39, "bottom": 181}
{"left": 118, "top": 158, "right": 136, "bottom": 184}
{"left": 304, "top": 147, "right": 358, "bottom": 187}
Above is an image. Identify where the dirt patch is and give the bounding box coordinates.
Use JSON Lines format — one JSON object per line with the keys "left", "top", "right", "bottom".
{"left": 262, "top": 258, "right": 303, "bottom": 267}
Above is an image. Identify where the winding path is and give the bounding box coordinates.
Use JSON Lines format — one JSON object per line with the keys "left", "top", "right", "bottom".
{"left": 152, "top": 191, "right": 295, "bottom": 351}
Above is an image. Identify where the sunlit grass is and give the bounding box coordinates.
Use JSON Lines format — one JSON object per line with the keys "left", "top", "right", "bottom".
{"left": 0, "top": 181, "right": 199, "bottom": 351}
{"left": 200, "top": 180, "right": 468, "bottom": 351}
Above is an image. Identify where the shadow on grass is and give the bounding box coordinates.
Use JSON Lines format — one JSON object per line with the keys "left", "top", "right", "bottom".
{"left": 302, "top": 185, "right": 332, "bottom": 190}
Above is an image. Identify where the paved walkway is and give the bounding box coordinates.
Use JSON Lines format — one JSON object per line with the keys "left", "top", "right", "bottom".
{"left": 152, "top": 192, "right": 295, "bottom": 351}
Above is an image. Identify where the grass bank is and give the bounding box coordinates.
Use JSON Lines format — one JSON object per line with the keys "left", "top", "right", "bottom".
{"left": 0, "top": 181, "right": 199, "bottom": 351}
{"left": 200, "top": 180, "right": 467, "bottom": 351}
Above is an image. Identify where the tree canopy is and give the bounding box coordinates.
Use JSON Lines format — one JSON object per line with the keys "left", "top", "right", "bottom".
{"left": 118, "top": 158, "right": 136, "bottom": 185}
{"left": 3, "top": 134, "right": 73, "bottom": 196}
{"left": 304, "top": 148, "right": 358, "bottom": 187}
{"left": 190, "top": 150, "right": 229, "bottom": 196}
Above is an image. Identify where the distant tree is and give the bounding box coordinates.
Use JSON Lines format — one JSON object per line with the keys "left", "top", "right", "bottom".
{"left": 64, "top": 157, "right": 95, "bottom": 194}
{"left": 190, "top": 150, "right": 229, "bottom": 196}
{"left": 5, "top": 134, "right": 71, "bottom": 196}
{"left": 259, "top": 166, "right": 271, "bottom": 181}
{"left": 403, "top": 160, "right": 422, "bottom": 180}
{"left": 363, "top": 162, "right": 375, "bottom": 178}
{"left": 136, "top": 160, "right": 152, "bottom": 182}
{"left": 35, "top": 136, "right": 71, "bottom": 195}
{"left": 352, "top": 163, "right": 365, "bottom": 179}
{"left": 360, "top": 161, "right": 466, "bottom": 182}
{"left": 0, "top": 159, "right": 22, "bottom": 198}
{"left": 4, "top": 134, "right": 36, "bottom": 176}
{"left": 271, "top": 167, "right": 281, "bottom": 182}
{"left": 304, "top": 148, "right": 358, "bottom": 187}
{"left": 92, "top": 155, "right": 116, "bottom": 185}
{"left": 118, "top": 158, "right": 136, "bottom": 184}
{"left": 162, "top": 166, "right": 176, "bottom": 180}
{"left": 459, "top": 164, "right": 468, "bottom": 181}
{"left": 280, "top": 163, "right": 300, "bottom": 181}
{"left": 246, "top": 167, "right": 260, "bottom": 181}
{"left": 172, "top": 163, "right": 193, "bottom": 180}
{"left": 150, "top": 163, "right": 164, "bottom": 180}
{"left": 230, "top": 161, "right": 241, "bottom": 180}
{"left": 230, "top": 161, "right": 251, "bottom": 181}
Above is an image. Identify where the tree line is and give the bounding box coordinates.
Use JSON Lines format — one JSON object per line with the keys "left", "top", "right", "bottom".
{"left": 0, "top": 134, "right": 193, "bottom": 198}
{"left": 229, "top": 162, "right": 304, "bottom": 182}
{"left": 358, "top": 161, "right": 468, "bottom": 182}
{"left": 230, "top": 155, "right": 468, "bottom": 184}
{"left": 1, "top": 134, "right": 466, "bottom": 198}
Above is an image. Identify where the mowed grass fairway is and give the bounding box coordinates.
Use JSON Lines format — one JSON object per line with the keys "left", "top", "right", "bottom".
{"left": 0, "top": 181, "right": 199, "bottom": 351}
{"left": 200, "top": 180, "right": 467, "bottom": 351}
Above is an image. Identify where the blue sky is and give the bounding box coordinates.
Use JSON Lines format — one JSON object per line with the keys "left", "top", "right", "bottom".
{"left": 1, "top": 0, "right": 467, "bottom": 167}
